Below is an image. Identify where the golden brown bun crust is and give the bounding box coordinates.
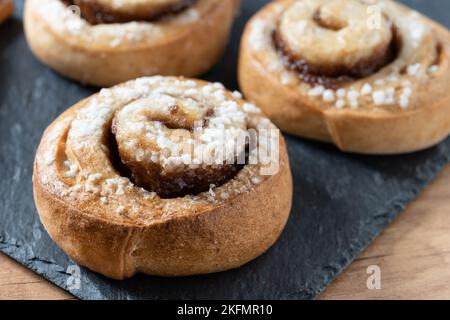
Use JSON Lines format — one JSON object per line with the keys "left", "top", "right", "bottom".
{"left": 33, "top": 157, "right": 292, "bottom": 279}
{"left": 32, "top": 77, "right": 293, "bottom": 279}
{"left": 24, "top": 0, "right": 239, "bottom": 87}
{"left": 239, "top": 0, "right": 450, "bottom": 154}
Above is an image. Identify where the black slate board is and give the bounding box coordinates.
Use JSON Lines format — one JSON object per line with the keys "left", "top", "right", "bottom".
{"left": 1, "top": 0, "right": 449, "bottom": 300}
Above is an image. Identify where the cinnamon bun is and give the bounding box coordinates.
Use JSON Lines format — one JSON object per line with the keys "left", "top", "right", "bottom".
{"left": 0, "top": 0, "right": 13, "bottom": 24}
{"left": 33, "top": 76, "right": 293, "bottom": 279}
{"left": 239, "top": 0, "right": 450, "bottom": 154}
{"left": 24, "top": 0, "right": 239, "bottom": 86}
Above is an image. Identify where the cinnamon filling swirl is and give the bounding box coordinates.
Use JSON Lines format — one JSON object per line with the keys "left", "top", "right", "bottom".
{"left": 108, "top": 87, "right": 248, "bottom": 198}
{"left": 108, "top": 126, "right": 243, "bottom": 199}
{"left": 273, "top": 0, "right": 401, "bottom": 88}
{"left": 64, "top": 0, "right": 196, "bottom": 25}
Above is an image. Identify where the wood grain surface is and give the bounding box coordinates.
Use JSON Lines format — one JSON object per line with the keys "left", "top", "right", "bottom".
{"left": 320, "top": 164, "right": 450, "bottom": 300}
{"left": 0, "top": 253, "right": 73, "bottom": 300}
{"left": 1, "top": 164, "right": 450, "bottom": 300}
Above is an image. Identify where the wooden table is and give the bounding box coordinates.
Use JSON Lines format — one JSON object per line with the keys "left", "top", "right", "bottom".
{"left": 1, "top": 165, "right": 450, "bottom": 300}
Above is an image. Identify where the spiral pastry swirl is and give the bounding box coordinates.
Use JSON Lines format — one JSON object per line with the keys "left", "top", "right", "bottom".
{"left": 24, "top": 0, "right": 239, "bottom": 86}
{"left": 239, "top": 0, "right": 450, "bottom": 154}
{"left": 64, "top": 0, "right": 197, "bottom": 24}
{"left": 33, "top": 77, "right": 292, "bottom": 279}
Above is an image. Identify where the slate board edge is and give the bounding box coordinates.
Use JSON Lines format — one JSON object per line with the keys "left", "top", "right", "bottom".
{"left": 304, "top": 159, "right": 449, "bottom": 300}
{"left": 2, "top": 0, "right": 450, "bottom": 300}
{"left": 304, "top": 185, "right": 425, "bottom": 299}
{"left": 1, "top": 153, "right": 448, "bottom": 300}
